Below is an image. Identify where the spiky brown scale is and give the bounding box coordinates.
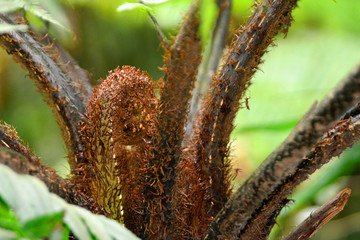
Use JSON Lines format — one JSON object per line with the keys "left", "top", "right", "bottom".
{"left": 0, "top": 14, "right": 91, "bottom": 173}
{"left": 174, "top": 155, "right": 215, "bottom": 239}
{"left": 204, "top": 60, "right": 360, "bottom": 240}
{"left": 143, "top": 0, "right": 201, "bottom": 238}
{"left": 187, "top": 0, "right": 232, "bottom": 136}
{"left": 76, "top": 66, "right": 157, "bottom": 233}
{"left": 0, "top": 121, "right": 36, "bottom": 160}
{"left": 241, "top": 114, "right": 360, "bottom": 240}
{"left": 179, "top": 0, "right": 299, "bottom": 238}
{"left": 0, "top": 123, "right": 93, "bottom": 210}
{"left": 1, "top": 2, "right": 359, "bottom": 240}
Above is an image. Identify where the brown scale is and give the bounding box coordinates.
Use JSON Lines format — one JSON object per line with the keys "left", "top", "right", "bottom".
{"left": 143, "top": 0, "right": 202, "bottom": 239}
{"left": 76, "top": 66, "right": 157, "bottom": 234}
{"left": 177, "top": 0, "right": 298, "bottom": 239}
{"left": 0, "top": 0, "right": 303, "bottom": 239}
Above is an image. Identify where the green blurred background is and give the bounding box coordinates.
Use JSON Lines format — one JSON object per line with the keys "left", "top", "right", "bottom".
{"left": 1, "top": 0, "right": 360, "bottom": 239}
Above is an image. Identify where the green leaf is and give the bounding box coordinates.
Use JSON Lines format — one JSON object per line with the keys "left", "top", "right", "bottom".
{"left": 117, "top": 3, "right": 154, "bottom": 15}
{"left": 0, "top": 1, "right": 24, "bottom": 13}
{"left": 0, "top": 197, "right": 23, "bottom": 239}
{"left": 0, "top": 201, "right": 19, "bottom": 231}
{"left": 0, "top": 163, "right": 140, "bottom": 240}
{"left": 98, "top": 215, "right": 140, "bottom": 240}
{"left": 0, "top": 228, "right": 16, "bottom": 240}
{"left": 63, "top": 205, "right": 92, "bottom": 240}
{"left": 69, "top": 206, "right": 112, "bottom": 240}
{"left": 0, "top": 165, "right": 64, "bottom": 223}
{"left": 141, "top": 0, "right": 168, "bottom": 4}
{"left": 64, "top": 205, "right": 140, "bottom": 240}
{"left": 24, "top": 212, "right": 64, "bottom": 238}
{"left": 0, "top": 23, "right": 28, "bottom": 34}
{"left": 0, "top": 0, "right": 71, "bottom": 33}
{"left": 24, "top": 4, "right": 71, "bottom": 32}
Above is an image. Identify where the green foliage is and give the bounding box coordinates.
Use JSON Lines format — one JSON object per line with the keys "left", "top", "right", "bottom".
{"left": 117, "top": 3, "right": 155, "bottom": 15}
{"left": 0, "top": 23, "right": 27, "bottom": 33}
{"left": 117, "top": 1, "right": 168, "bottom": 15}
{"left": 0, "top": 1, "right": 27, "bottom": 33}
{"left": 0, "top": 0, "right": 70, "bottom": 33}
{"left": 0, "top": 164, "right": 139, "bottom": 240}
{"left": 0, "top": 1, "right": 24, "bottom": 13}
{"left": 141, "top": 0, "right": 168, "bottom": 3}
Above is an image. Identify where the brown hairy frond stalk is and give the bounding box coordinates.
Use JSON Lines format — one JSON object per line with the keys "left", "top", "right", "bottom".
{"left": 0, "top": 123, "right": 92, "bottom": 210}
{"left": 143, "top": 0, "right": 201, "bottom": 238}
{"left": 0, "top": 121, "right": 38, "bottom": 162}
{"left": 76, "top": 66, "right": 157, "bottom": 234}
{"left": 241, "top": 114, "right": 360, "bottom": 240}
{"left": 237, "top": 64, "right": 360, "bottom": 240}
{"left": 204, "top": 62, "right": 360, "bottom": 239}
{"left": 0, "top": 13, "right": 92, "bottom": 172}
{"left": 179, "top": 0, "right": 299, "bottom": 237}
{"left": 284, "top": 188, "right": 351, "bottom": 240}
{"left": 38, "top": 34, "right": 93, "bottom": 104}
{"left": 187, "top": 0, "right": 232, "bottom": 133}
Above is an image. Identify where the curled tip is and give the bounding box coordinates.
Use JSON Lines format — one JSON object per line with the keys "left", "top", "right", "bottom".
{"left": 77, "top": 65, "right": 157, "bottom": 223}
{"left": 88, "top": 66, "right": 157, "bottom": 145}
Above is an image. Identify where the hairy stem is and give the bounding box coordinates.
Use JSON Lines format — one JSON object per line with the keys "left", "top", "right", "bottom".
{"left": 0, "top": 122, "right": 94, "bottom": 210}
{"left": 144, "top": 0, "right": 202, "bottom": 238}
{"left": 187, "top": 0, "right": 232, "bottom": 134}
{"left": 0, "top": 121, "right": 38, "bottom": 163}
{"left": 239, "top": 115, "right": 360, "bottom": 239}
{"left": 204, "top": 63, "right": 360, "bottom": 239}
{"left": 174, "top": 2, "right": 233, "bottom": 237}
{"left": 0, "top": 13, "right": 92, "bottom": 172}
{"left": 182, "top": 1, "right": 299, "bottom": 237}
{"left": 284, "top": 188, "right": 351, "bottom": 240}
{"left": 0, "top": 147, "right": 93, "bottom": 210}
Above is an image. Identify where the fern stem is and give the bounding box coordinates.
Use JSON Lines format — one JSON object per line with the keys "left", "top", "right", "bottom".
{"left": 284, "top": 188, "right": 351, "bottom": 240}
{"left": 187, "top": 0, "right": 232, "bottom": 135}
{"left": 240, "top": 114, "right": 360, "bottom": 239}
{"left": 143, "top": 0, "right": 202, "bottom": 238}
{"left": 180, "top": 1, "right": 300, "bottom": 236}
{"left": 0, "top": 13, "right": 92, "bottom": 173}
{"left": 204, "top": 62, "right": 360, "bottom": 239}
{"left": 0, "top": 137, "right": 93, "bottom": 211}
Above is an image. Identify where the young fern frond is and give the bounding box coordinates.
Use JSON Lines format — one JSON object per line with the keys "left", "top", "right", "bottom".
{"left": 76, "top": 66, "right": 157, "bottom": 235}
{"left": 1, "top": 1, "right": 360, "bottom": 240}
